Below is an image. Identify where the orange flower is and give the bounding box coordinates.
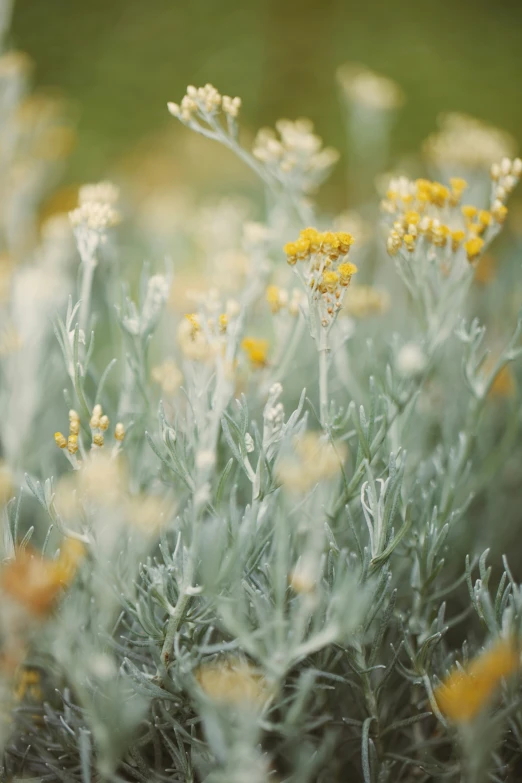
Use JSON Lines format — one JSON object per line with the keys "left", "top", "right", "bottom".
{"left": 434, "top": 639, "right": 519, "bottom": 723}
{"left": 0, "top": 539, "right": 85, "bottom": 618}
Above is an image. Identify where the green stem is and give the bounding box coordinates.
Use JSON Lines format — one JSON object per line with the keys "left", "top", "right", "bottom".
{"left": 79, "top": 257, "right": 96, "bottom": 335}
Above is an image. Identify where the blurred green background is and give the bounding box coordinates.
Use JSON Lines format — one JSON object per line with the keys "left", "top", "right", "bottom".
{"left": 10, "top": 0, "right": 522, "bottom": 196}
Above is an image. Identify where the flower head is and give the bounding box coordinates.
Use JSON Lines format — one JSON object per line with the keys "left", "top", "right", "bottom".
{"left": 253, "top": 119, "right": 339, "bottom": 193}
{"left": 434, "top": 639, "right": 519, "bottom": 723}
{"left": 284, "top": 228, "right": 357, "bottom": 328}
{"left": 424, "top": 113, "right": 517, "bottom": 170}
{"left": 337, "top": 63, "right": 404, "bottom": 110}
{"left": 0, "top": 539, "right": 85, "bottom": 618}
{"left": 242, "top": 337, "right": 269, "bottom": 368}
{"left": 382, "top": 162, "right": 520, "bottom": 266}
{"left": 196, "top": 658, "right": 272, "bottom": 708}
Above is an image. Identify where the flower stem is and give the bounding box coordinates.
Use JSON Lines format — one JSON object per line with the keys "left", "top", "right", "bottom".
{"left": 319, "top": 328, "right": 330, "bottom": 429}
{"left": 79, "top": 257, "right": 96, "bottom": 335}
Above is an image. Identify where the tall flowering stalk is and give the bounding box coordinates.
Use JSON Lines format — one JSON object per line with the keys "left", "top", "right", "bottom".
{"left": 283, "top": 228, "right": 357, "bottom": 428}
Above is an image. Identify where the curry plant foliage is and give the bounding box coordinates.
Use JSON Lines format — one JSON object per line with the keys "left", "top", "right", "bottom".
{"left": 2, "top": 29, "right": 522, "bottom": 783}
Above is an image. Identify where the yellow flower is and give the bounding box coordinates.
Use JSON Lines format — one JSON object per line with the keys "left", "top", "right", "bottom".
{"left": 283, "top": 228, "right": 354, "bottom": 265}
{"left": 266, "top": 284, "right": 285, "bottom": 314}
{"left": 185, "top": 313, "right": 201, "bottom": 337}
{"left": 320, "top": 270, "right": 340, "bottom": 292}
{"left": 242, "top": 337, "right": 269, "bottom": 368}
{"left": 434, "top": 639, "right": 519, "bottom": 723}
{"left": 462, "top": 204, "right": 478, "bottom": 221}
{"left": 464, "top": 237, "right": 484, "bottom": 261}
{"left": 338, "top": 262, "right": 358, "bottom": 285}
{"left": 450, "top": 230, "right": 466, "bottom": 252}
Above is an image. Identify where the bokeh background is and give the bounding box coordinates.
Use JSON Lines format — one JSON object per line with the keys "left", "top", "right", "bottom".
{"left": 10, "top": 0, "right": 522, "bottom": 206}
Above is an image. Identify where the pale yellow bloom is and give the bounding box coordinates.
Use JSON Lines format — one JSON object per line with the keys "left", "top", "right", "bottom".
{"left": 151, "top": 358, "right": 182, "bottom": 395}
{"left": 424, "top": 113, "right": 517, "bottom": 170}
{"left": 342, "top": 285, "right": 390, "bottom": 318}
{"left": 337, "top": 63, "right": 404, "bottom": 110}
{"left": 196, "top": 659, "right": 272, "bottom": 707}
{"left": 276, "top": 432, "right": 347, "bottom": 493}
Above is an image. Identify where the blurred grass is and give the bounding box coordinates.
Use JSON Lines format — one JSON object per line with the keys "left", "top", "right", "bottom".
{"left": 11, "top": 0, "right": 522, "bottom": 199}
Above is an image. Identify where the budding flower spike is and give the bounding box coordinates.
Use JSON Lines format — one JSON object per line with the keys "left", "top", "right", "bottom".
{"left": 55, "top": 406, "right": 125, "bottom": 465}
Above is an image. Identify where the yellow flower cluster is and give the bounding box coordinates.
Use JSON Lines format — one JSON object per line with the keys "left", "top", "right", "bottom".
{"left": 242, "top": 337, "right": 269, "bottom": 368}
{"left": 55, "top": 407, "right": 124, "bottom": 457}
{"left": 383, "top": 164, "right": 521, "bottom": 263}
{"left": 0, "top": 538, "right": 85, "bottom": 618}
{"left": 178, "top": 310, "right": 229, "bottom": 362}
{"left": 284, "top": 228, "right": 357, "bottom": 327}
{"left": 265, "top": 284, "right": 304, "bottom": 316}
{"left": 276, "top": 431, "right": 347, "bottom": 493}
{"left": 434, "top": 639, "right": 519, "bottom": 723}
{"left": 54, "top": 409, "right": 81, "bottom": 455}
{"left": 90, "top": 403, "right": 110, "bottom": 448}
